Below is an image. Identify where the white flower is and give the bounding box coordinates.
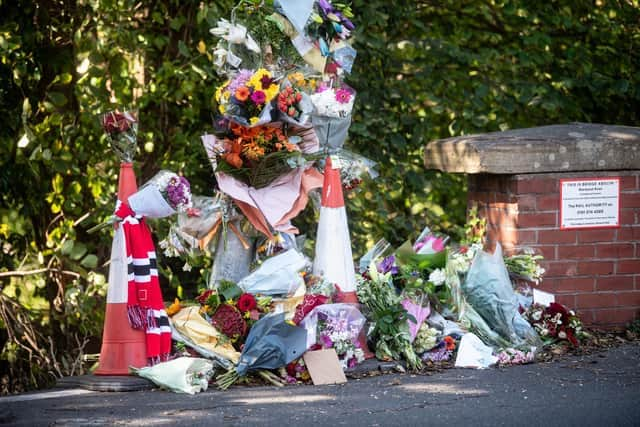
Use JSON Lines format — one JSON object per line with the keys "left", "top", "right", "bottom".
{"left": 540, "top": 328, "right": 549, "bottom": 337}
{"left": 558, "top": 331, "right": 567, "bottom": 339}
{"left": 428, "top": 269, "right": 446, "bottom": 286}
{"left": 182, "top": 262, "right": 192, "bottom": 272}
{"left": 531, "top": 311, "right": 542, "bottom": 321}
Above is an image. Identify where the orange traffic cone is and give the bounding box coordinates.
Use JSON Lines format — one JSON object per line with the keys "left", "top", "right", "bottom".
{"left": 312, "top": 156, "right": 358, "bottom": 303}
{"left": 94, "top": 163, "right": 147, "bottom": 375}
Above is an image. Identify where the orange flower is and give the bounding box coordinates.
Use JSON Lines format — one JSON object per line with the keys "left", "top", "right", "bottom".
{"left": 235, "top": 86, "right": 250, "bottom": 102}
{"left": 224, "top": 152, "right": 243, "bottom": 168}
{"left": 444, "top": 336, "right": 456, "bottom": 351}
{"left": 166, "top": 298, "right": 182, "bottom": 317}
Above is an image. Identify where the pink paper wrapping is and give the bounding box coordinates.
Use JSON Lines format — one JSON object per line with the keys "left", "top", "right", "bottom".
{"left": 402, "top": 298, "right": 431, "bottom": 342}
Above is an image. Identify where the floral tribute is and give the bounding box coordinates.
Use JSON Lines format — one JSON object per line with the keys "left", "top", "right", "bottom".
{"left": 214, "top": 121, "right": 304, "bottom": 189}
{"left": 193, "top": 283, "right": 273, "bottom": 346}
{"left": 522, "top": 302, "right": 583, "bottom": 347}
{"left": 215, "top": 68, "right": 279, "bottom": 126}
{"left": 101, "top": 109, "right": 138, "bottom": 162}
{"left": 310, "top": 310, "right": 365, "bottom": 370}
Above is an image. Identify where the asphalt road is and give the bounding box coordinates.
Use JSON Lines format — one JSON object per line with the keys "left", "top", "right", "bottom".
{"left": 2, "top": 342, "right": 639, "bottom": 427}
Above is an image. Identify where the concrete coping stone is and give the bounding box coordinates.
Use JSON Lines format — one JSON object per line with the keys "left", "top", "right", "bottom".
{"left": 424, "top": 122, "right": 640, "bottom": 174}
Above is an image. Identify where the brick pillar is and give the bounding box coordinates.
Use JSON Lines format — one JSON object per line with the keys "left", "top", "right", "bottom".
{"left": 426, "top": 123, "right": 640, "bottom": 329}
{"left": 468, "top": 171, "right": 640, "bottom": 329}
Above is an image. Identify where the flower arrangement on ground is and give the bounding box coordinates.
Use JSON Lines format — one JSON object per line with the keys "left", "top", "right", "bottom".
{"left": 522, "top": 302, "right": 584, "bottom": 347}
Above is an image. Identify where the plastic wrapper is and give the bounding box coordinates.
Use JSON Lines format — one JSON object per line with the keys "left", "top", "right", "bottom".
{"left": 299, "top": 303, "right": 366, "bottom": 351}
{"left": 359, "top": 238, "right": 392, "bottom": 273}
{"left": 414, "top": 226, "right": 450, "bottom": 255}
{"left": 336, "top": 150, "right": 379, "bottom": 189}
{"left": 130, "top": 357, "right": 214, "bottom": 394}
{"left": 177, "top": 195, "right": 224, "bottom": 240}
{"left": 209, "top": 19, "right": 261, "bottom": 74}
{"left": 462, "top": 243, "right": 541, "bottom": 348}
{"left": 236, "top": 313, "right": 308, "bottom": 376}
{"left": 238, "top": 248, "right": 308, "bottom": 296}
{"left": 454, "top": 333, "right": 498, "bottom": 369}
{"left": 311, "top": 114, "right": 351, "bottom": 151}
{"left": 209, "top": 218, "right": 256, "bottom": 288}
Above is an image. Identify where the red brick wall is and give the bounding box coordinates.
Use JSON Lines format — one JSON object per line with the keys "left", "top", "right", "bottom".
{"left": 468, "top": 171, "right": 640, "bottom": 329}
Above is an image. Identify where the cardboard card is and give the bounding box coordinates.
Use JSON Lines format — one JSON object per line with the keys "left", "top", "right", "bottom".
{"left": 303, "top": 349, "right": 347, "bottom": 385}
{"left": 533, "top": 288, "right": 555, "bottom": 306}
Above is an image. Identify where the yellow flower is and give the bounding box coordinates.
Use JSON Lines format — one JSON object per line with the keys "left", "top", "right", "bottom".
{"left": 215, "top": 80, "right": 228, "bottom": 102}
{"left": 219, "top": 104, "right": 226, "bottom": 114}
{"left": 263, "top": 84, "right": 279, "bottom": 103}
{"left": 249, "top": 116, "right": 259, "bottom": 125}
{"left": 166, "top": 298, "right": 182, "bottom": 317}
{"left": 247, "top": 68, "right": 271, "bottom": 89}
{"left": 288, "top": 72, "right": 304, "bottom": 85}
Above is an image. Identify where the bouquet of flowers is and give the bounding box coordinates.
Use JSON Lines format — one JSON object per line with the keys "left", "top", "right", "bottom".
{"left": 308, "top": 0, "right": 355, "bottom": 41}
{"left": 421, "top": 335, "right": 458, "bottom": 363}
{"left": 276, "top": 73, "right": 315, "bottom": 126}
{"left": 356, "top": 262, "right": 422, "bottom": 370}
{"left": 522, "top": 302, "right": 583, "bottom": 347}
{"left": 495, "top": 347, "right": 536, "bottom": 366}
{"left": 280, "top": 358, "right": 311, "bottom": 384}
{"left": 102, "top": 110, "right": 138, "bottom": 162}
{"left": 504, "top": 250, "right": 546, "bottom": 284}
{"left": 88, "top": 170, "right": 193, "bottom": 233}
{"left": 213, "top": 122, "right": 306, "bottom": 189}
{"left": 128, "top": 170, "right": 193, "bottom": 218}
{"left": 215, "top": 68, "right": 279, "bottom": 127}
{"left": 194, "top": 283, "right": 273, "bottom": 346}
{"left": 310, "top": 81, "right": 355, "bottom": 150}
{"left": 299, "top": 303, "right": 366, "bottom": 370}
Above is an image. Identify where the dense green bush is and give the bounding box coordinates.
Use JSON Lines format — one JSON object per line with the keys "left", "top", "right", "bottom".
{"left": 0, "top": 0, "right": 638, "bottom": 392}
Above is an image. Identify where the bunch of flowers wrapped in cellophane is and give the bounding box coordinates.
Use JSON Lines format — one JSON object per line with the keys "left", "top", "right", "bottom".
{"left": 273, "top": 0, "right": 357, "bottom": 75}
{"left": 299, "top": 304, "right": 366, "bottom": 370}
{"left": 275, "top": 71, "right": 317, "bottom": 127}
{"left": 356, "top": 261, "right": 423, "bottom": 370}
{"left": 128, "top": 170, "right": 194, "bottom": 217}
{"left": 88, "top": 170, "right": 193, "bottom": 233}
{"left": 102, "top": 109, "right": 138, "bottom": 162}
{"left": 522, "top": 302, "right": 584, "bottom": 347}
{"left": 212, "top": 120, "right": 307, "bottom": 189}
{"left": 215, "top": 68, "right": 279, "bottom": 127}
{"left": 310, "top": 80, "right": 356, "bottom": 151}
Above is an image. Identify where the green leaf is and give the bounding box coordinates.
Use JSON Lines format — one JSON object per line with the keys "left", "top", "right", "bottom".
{"left": 61, "top": 240, "right": 74, "bottom": 256}
{"left": 47, "top": 92, "right": 67, "bottom": 107}
{"left": 178, "top": 41, "right": 190, "bottom": 57}
{"left": 80, "top": 254, "right": 98, "bottom": 269}
{"left": 70, "top": 243, "right": 87, "bottom": 260}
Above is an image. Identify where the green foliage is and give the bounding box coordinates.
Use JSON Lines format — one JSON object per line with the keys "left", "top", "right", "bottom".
{"left": 0, "top": 0, "right": 639, "bottom": 392}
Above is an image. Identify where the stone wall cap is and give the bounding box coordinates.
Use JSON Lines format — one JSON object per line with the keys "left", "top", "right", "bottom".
{"left": 424, "top": 122, "right": 640, "bottom": 174}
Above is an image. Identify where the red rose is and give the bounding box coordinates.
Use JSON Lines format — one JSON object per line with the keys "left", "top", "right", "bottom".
{"left": 237, "top": 293, "right": 257, "bottom": 312}
{"left": 211, "top": 303, "right": 247, "bottom": 339}
{"left": 102, "top": 111, "right": 133, "bottom": 134}
{"left": 195, "top": 289, "right": 215, "bottom": 305}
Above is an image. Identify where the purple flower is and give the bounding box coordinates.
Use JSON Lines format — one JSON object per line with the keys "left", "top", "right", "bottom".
{"left": 317, "top": 0, "right": 333, "bottom": 16}
{"left": 347, "top": 357, "right": 357, "bottom": 369}
{"left": 226, "top": 69, "right": 253, "bottom": 96}
{"left": 250, "top": 90, "right": 266, "bottom": 105}
{"left": 377, "top": 255, "right": 398, "bottom": 275}
{"left": 320, "top": 334, "right": 334, "bottom": 348}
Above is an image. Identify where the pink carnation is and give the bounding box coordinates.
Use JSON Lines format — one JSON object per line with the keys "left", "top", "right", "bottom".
{"left": 335, "top": 88, "right": 352, "bottom": 104}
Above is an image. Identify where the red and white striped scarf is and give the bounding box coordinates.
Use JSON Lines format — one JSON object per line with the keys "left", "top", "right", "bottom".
{"left": 115, "top": 202, "right": 171, "bottom": 363}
